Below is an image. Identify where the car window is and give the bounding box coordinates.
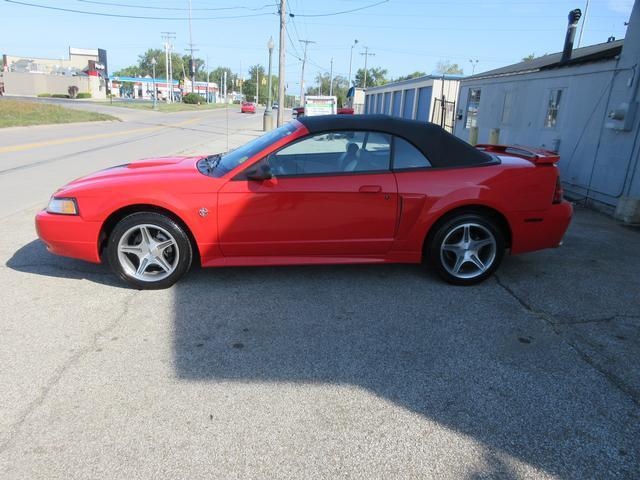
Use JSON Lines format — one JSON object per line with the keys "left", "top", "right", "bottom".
{"left": 393, "top": 137, "right": 431, "bottom": 169}
{"left": 268, "top": 131, "right": 391, "bottom": 176}
{"left": 209, "top": 121, "right": 298, "bottom": 177}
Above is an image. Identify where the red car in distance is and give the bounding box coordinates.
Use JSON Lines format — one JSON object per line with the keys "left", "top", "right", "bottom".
{"left": 36, "top": 115, "right": 572, "bottom": 289}
{"left": 241, "top": 101, "right": 256, "bottom": 113}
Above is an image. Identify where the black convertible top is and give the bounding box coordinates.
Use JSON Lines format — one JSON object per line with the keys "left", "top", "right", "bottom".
{"left": 297, "top": 114, "right": 493, "bottom": 168}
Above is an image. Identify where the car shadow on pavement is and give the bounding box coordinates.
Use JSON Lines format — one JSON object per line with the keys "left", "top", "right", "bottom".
{"left": 171, "top": 261, "right": 638, "bottom": 479}
{"left": 6, "top": 240, "right": 126, "bottom": 288}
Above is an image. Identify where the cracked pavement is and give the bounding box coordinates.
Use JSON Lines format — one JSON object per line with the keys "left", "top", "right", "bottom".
{"left": 0, "top": 102, "right": 639, "bottom": 479}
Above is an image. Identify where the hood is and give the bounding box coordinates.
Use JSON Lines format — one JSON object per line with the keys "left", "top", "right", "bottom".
{"left": 56, "top": 156, "right": 206, "bottom": 195}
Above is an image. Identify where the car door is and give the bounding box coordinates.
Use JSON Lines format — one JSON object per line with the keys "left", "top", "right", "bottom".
{"left": 218, "top": 130, "right": 398, "bottom": 257}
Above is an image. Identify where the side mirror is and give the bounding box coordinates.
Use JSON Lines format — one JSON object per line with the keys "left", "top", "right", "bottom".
{"left": 246, "top": 162, "right": 273, "bottom": 181}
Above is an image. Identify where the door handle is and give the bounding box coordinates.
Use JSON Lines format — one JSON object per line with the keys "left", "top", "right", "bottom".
{"left": 359, "top": 185, "right": 382, "bottom": 193}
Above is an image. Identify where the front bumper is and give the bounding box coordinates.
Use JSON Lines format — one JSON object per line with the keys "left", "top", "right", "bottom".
{"left": 35, "top": 210, "right": 102, "bottom": 263}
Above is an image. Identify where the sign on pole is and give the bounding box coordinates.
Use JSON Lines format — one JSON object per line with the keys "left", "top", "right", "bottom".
{"left": 304, "top": 96, "right": 337, "bottom": 116}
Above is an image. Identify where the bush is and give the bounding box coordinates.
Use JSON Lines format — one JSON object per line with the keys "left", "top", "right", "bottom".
{"left": 183, "top": 92, "right": 201, "bottom": 104}
{"left": 51, "top": 94, "right": 70, "bottom": 98}
{"left": 68, "top": 85, "right": 79, "bottom": 99}
{"left": 37, "top": 93, "right": 51, "bottom": 97}
{"left": 76, "top": 93, "right": 92, "bottom": 99}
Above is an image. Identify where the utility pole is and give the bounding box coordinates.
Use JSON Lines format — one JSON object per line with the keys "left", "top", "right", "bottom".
{"left": 348, "top": 39, "right": 358, "bottom": 88}
{"left": 256, "top": 67, "right": 259, "bottom": 104}
{"left": 360, "top": 47, "right": 375, "bottom": 88}
{"left": 187, "top": 0, "right": 196, "bottom": 93}
{"left": 151, "top": 57, "right": 157, "bottom": 110}
{"left": 577, "top": 0, "right": 590, "bottom": 48}
{"left": 299, "top": 39, "right": 315, "bottom": 107}
{"left": 277, "top": 0, "right": 287, "bottom": 126}
{"left": 223, "top": 70, "right": 227, "bottom": 103}
{"left": 206, "top": 55, "right": 209, "bottom": 103}
{"left": 329, "top": 58, "right": 334, "bottom": 96}
{"left": 161, "top": 32, "right": 175, "bottom": 103}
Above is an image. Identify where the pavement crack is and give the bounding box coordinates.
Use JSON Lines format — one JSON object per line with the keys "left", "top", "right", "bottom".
{"left": 554, "top": 314, "right": 639, "bottom": 325}
{"left": 0, "top": 290, "right": 140, "bottom": 455}
{"left": 494, "top": 274, "right": 640, "bottom": 408}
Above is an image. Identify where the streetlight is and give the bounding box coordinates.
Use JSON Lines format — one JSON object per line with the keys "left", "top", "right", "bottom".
{"left": 347, "top": 39, "right": 358, "bottom": 88}
{"left": 263, "top": 36, "right": 275, "bottom": 132}
{"left": 151, "top": 57, "right": 157, "bottom": 110}
{"left": 469, "top": 59, "right": 479, "bottom": 75}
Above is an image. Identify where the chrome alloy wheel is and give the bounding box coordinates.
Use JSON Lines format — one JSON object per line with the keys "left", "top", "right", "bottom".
{"left": 439, "top": 223, "right": 497, "bottom": 280}
{"left": 117, "top": 224, "right": 180, "bottom": 282}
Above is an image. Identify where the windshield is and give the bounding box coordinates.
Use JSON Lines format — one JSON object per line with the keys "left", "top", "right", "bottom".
{"left": 206, "top": 121, "right": 300, "bottom": 178}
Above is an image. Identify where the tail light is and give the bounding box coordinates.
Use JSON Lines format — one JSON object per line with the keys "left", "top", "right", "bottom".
{"left": 553, "top": 176, "right": 563, "bottom": 204}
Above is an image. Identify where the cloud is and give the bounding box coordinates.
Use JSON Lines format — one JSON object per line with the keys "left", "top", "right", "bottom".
{"left": 608, "top": 0, "right": 634, "bottom": 15}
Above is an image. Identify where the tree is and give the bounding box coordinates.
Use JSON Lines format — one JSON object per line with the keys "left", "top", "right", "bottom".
{"left": 306, "top": 73, "right": 349, "bottom": 106}
{"left": 243, "top": 64, "right": 268, "bottom": 103}
{"left": 395, "top": 71, "right": 427, "bottom": 82}
{"left": 210, "top": 66, "right": 235, "bottom": 93}
{"left": 522, "top": 53, "right": 536, "bottom": 62}
{"left": 354, "top": 67, "right": 388, "bottom": 88}
{"left": 435, "top": 60, "right": 464, "bottom": 75}
{"left": 113, "top": 48, "right": 206, "bottom": 83}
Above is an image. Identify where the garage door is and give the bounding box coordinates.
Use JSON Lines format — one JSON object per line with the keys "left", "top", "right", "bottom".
{"left": 402, "top": 89, "right": 415, "bottom": 119}
{"left": 383, "top": 92, "right": 391, "bottom": 114}
{"left": 416, "top": 86, "right": 432, "bottom": 122}
{"left": 392, "top": 91, "right": 402, "bottom": 117}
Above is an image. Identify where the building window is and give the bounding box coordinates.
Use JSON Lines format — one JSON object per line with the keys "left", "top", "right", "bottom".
{"left": 501, "top": 90, "right": 513, "bottom": 125}
{"left": 544, "top": 89, "right": 563, "bottom": 128}
{"left": 465, "top": 88, "right": 481, "bottom": 129}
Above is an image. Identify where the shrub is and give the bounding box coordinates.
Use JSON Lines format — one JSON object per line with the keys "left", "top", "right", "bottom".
{"left": 183, "top": 92, "right": 201, "bottom": 104}
{"left": 77, "top": 92, "right": 92, "bottom": 99}
{"left": 37, "top": 93, "right": 51, "bottom": 97}
{"left": 51, "top": 94, "right": 70, "bottom": 98}
{"left": 68, "top": 85, "right": 79, "bottom": 99}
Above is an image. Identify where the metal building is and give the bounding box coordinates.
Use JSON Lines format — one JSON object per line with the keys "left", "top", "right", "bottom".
{"left": 454, "top": 2, "right": 640, "bottom": 222}
{"left": 364, "top": 75, "right": 461, "bottom": 132}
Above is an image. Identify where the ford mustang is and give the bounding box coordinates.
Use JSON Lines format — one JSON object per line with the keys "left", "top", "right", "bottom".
{"left": 36, "top": 115, "right": 572, "bottom": 289}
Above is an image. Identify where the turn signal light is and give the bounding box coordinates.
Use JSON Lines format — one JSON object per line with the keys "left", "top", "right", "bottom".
{"left": 47, "top": 197, "right": 78, "bottom": 215}
{"left": 553, "top": 177, "right": 563, "bottom": 204}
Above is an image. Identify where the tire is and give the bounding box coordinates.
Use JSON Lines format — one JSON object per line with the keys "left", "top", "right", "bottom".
{"left": 426, "top": 213, "right": 505, "bottom": 286}
{"left": 106, "top": 212, "right": 193, "bottom": 290}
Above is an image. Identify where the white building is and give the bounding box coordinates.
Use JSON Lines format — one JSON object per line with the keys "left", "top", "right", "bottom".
{"left": 363, "top": 75, "right": 461, "bottom": 132}
{"left": 453, "top": 3, "right": 640, "bottom": 222}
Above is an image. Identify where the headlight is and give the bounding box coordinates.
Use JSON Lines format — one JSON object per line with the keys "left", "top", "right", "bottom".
{"left": 46, "top": 197, "right": 78, "bottom": 215}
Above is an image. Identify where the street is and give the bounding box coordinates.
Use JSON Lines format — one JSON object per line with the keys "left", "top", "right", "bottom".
{"left": 0, "top": 102, "right": 639, "bottom": 479}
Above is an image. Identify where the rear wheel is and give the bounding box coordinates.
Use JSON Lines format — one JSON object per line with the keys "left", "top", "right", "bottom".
{"left": 427, "top": 213, "right": 505, "bottom": 285}
{"left": 107, "top": 212, "right": 192, "bottom": 290}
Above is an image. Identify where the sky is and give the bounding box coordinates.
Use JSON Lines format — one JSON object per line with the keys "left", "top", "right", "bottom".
{"left": 0, "top": 0, "right": 635, "bottom": 91}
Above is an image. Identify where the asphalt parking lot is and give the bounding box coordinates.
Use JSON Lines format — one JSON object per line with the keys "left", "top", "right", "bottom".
{"left": 0, "top": 101, "right": 639, "bottom": 479}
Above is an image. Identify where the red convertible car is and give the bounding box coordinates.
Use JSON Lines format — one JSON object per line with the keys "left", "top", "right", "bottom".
{"left": 36, "top": 115, "right": 572, "bottom": 289}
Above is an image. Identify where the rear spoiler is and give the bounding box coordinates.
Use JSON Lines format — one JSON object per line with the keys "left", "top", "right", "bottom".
{"left": 476, "top": 144, "right": 560, "bottom": 165}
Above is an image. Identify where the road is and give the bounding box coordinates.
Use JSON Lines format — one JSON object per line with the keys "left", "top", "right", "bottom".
{"left": 0, "top": 100, "right": 639, "bottom": 479}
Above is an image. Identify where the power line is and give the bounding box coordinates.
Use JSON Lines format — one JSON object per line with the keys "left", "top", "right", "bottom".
{"left": 76, "top": 0, "right": 273, "bottom": 11}
{"left": 4, "top": 0, "right": 275, "bottom": 20}
{"left": 290, "top": 0, "right": 389, "bottom": 18}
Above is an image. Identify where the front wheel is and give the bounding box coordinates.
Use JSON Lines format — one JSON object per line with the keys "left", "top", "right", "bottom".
{"left": 427, "top": 213, "right": 505, "bottom": 285}
{"left": 106, "top": 212, "right": 193, "bottom": 290}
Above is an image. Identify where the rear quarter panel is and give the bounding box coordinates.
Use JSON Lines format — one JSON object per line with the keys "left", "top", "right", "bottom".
{"left": 392, "top": 157, "right": 560, "bottom": 255}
